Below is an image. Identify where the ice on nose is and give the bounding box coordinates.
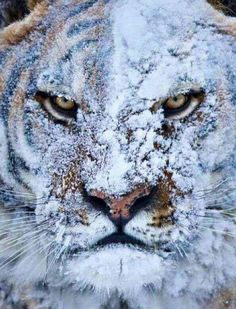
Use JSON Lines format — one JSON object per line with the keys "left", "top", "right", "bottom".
{"left": 87, "top": 129, "right": 133, "bottom": 195}
{"left": 89, "top": 154, "right": 133, "bottom": 195}
{"left": 84, "top": 111, "right": 165, "bottom": 196}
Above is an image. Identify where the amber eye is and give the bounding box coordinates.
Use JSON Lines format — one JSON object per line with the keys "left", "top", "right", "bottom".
{"left": 55, "top": 97, "right": 76, "bottom": 110}
{"left": 165, "top": 94, "right": 187, "bottom": 109}
{"left": 35, "top": 91, "right": 79, "bottom": 122}
{"left": 162, "top": 89, "right": 205, "bottom": 119}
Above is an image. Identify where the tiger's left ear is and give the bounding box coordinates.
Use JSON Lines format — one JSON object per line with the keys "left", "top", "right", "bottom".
{"left": 208, "top": 0, "right": 236, "bottom": 16}
{"left": 0, "top": 0, "right": 29, "bottom": 28}
{"left": 0, "top": 0, "right": 48, "bottom": 45}
{"left": 207, "top": 0, "right": 236, "bottom": 36}
{"left": 0, "top": 0, "right": 43, "bottom": 29}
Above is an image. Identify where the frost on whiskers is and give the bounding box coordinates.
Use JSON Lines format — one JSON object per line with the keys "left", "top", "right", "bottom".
{"left": 1, "top": 0, "right": 236, "bottom": 308}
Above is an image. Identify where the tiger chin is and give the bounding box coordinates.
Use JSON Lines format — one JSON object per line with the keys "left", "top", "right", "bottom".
{"left": 0, "top": 0, "right": 236, "bottom": 308}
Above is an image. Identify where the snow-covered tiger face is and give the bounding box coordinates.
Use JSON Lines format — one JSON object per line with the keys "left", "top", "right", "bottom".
{"left": 1, "top": 0, "right": 236, "bottom": 307}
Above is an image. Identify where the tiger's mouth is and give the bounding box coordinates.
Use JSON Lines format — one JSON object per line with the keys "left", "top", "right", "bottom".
{"left": 93, "top": 233, "right": 174, "bottom": 255}
{"left": 96, "top": 232, "right": 146, "bottom": 248}
{"left": 67, "top": 233, "right": 149, "bottom": 256}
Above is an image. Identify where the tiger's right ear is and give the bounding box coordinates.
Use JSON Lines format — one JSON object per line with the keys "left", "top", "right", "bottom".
{"left": 208, "top": 0, "right": 236, "bottom": 16}
{"left": 0, "top": 0, "right": 43, "bottom": 29}
{"left": 0, "top": 0, "right": 29, "bottom": 29}
{"left": 207, "top": 0, "right": 236, "bottom": 37}
{"left": 0, "top": 0, "right": 48, "bottom": 45}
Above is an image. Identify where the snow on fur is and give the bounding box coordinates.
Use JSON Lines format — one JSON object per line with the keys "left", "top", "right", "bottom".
{"left": 0, "top": 0, "right": 236, "bottom": 308}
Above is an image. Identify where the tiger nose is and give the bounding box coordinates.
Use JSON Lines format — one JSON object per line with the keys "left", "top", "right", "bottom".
{"left": 87, "top": 186, "right": 152, "bottom": 229}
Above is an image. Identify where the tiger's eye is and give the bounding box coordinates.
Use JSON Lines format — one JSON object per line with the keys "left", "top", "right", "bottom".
{"left": 165, "top": 94, "right": 187, "bottom": 109}
{"left": 55, "top": 97, "right": 76, "bottom": 110}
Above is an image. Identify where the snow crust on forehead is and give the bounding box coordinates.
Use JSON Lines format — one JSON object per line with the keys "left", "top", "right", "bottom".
{"left": 107, "top": 0, "right": 233, "bottom": 116}
{"left": 27, "top": 0, "right": 236, "bottom": 197}
{"left": 78, "top": 0, "right": 236, "bottom": 195}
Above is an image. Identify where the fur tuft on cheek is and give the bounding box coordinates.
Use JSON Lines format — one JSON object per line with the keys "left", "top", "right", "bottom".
{"left": 221, "top": 19, "right": 236, "bottom": 37}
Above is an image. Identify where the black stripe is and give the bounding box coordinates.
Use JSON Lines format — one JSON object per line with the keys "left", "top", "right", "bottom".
{"left": 6, "top": 131, "right": 33, "bottom": 192}
{"left": 67, "top": 18, "right": 104, "bottom": 37}
{"left": 61, "top": 38, "right": 98, "bottom": 62}
{"left": 6, "top": 72, "right": 32, "bottom": 190}
{"left": 68, "top": 0, "right": 112, "bottom": 19}
{"left": 68, "top": 0, "right": 99, "bottom": 18}
{"left": 7, "top": 71, "right": 39, "bottom": 192}
{"left": 0, "top": 50, "right": 9, "bottom": 67}
{"left": 0, "top": 45, "right": 41, "bottom": 190}
{"left": 1, "top": 65, "right": 21, "bottom": 125}
{"left": 0, "top": 43, "right": 41, "bottom": 125}
{"left": 7, "top": 139, "right": 31, "bottom": 183}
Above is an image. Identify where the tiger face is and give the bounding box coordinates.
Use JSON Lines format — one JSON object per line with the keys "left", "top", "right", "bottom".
{"left": 1, "top": 0, "right": 236, "bottom": 308}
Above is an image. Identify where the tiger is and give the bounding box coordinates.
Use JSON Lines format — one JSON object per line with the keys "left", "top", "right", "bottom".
{"left": 0, "top": 0, "right": 236, "bottom": 308}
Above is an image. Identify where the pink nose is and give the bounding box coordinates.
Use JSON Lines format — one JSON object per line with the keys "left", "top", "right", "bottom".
{"left": 89, "top": 186, "right": 151, "bottom": 222}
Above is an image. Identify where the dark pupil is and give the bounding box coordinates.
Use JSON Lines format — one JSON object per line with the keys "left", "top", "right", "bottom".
{"left": 173, "top": 97, "right": 178, "bottom": 101}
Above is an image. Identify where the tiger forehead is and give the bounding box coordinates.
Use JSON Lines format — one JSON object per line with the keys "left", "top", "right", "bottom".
{"left": 1, "top": 0, "right": 235, "bottom": 49}
{"left": 36, "top": 0, "right": 111, "bottom": 104}
{"left": 36, "top": 0, "right": 233, "bottom": 109}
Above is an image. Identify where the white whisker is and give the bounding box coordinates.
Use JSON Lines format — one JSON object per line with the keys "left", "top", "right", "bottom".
{"left": 45, "top": 243, "right": 61, "bottom": 280}
{"left": 23, "top": 240, "right": 54, "bottom": 280}
{"left": 0, "top": 209, "right": 36, "bottom": 214}
{"left": 0, "top": 230, "right": 47, "bottom": 255}
{"left": 0, "top": 222, "right": 48, "bottom": 236}
{"left": 199, "top": 225, "right": 236, "bottom": 238}
{"left": 0, "top": 236, "right": 45, "bottom": 271}
{"left": 0, "top": 217, "right": 37, "bottom": 225}
{"left": 0, "top": 224, "right": 48, "bottom": 247}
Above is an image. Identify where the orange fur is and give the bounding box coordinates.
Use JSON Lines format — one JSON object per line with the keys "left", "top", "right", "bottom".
{"left": 205, "top": 287, "right": 236, "bottom": 309}
{"left": 27, "top": 0, "right": 44, "bottom": 11}
{"left": 222, "top": 21, "right": 236, "bottom": 36}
